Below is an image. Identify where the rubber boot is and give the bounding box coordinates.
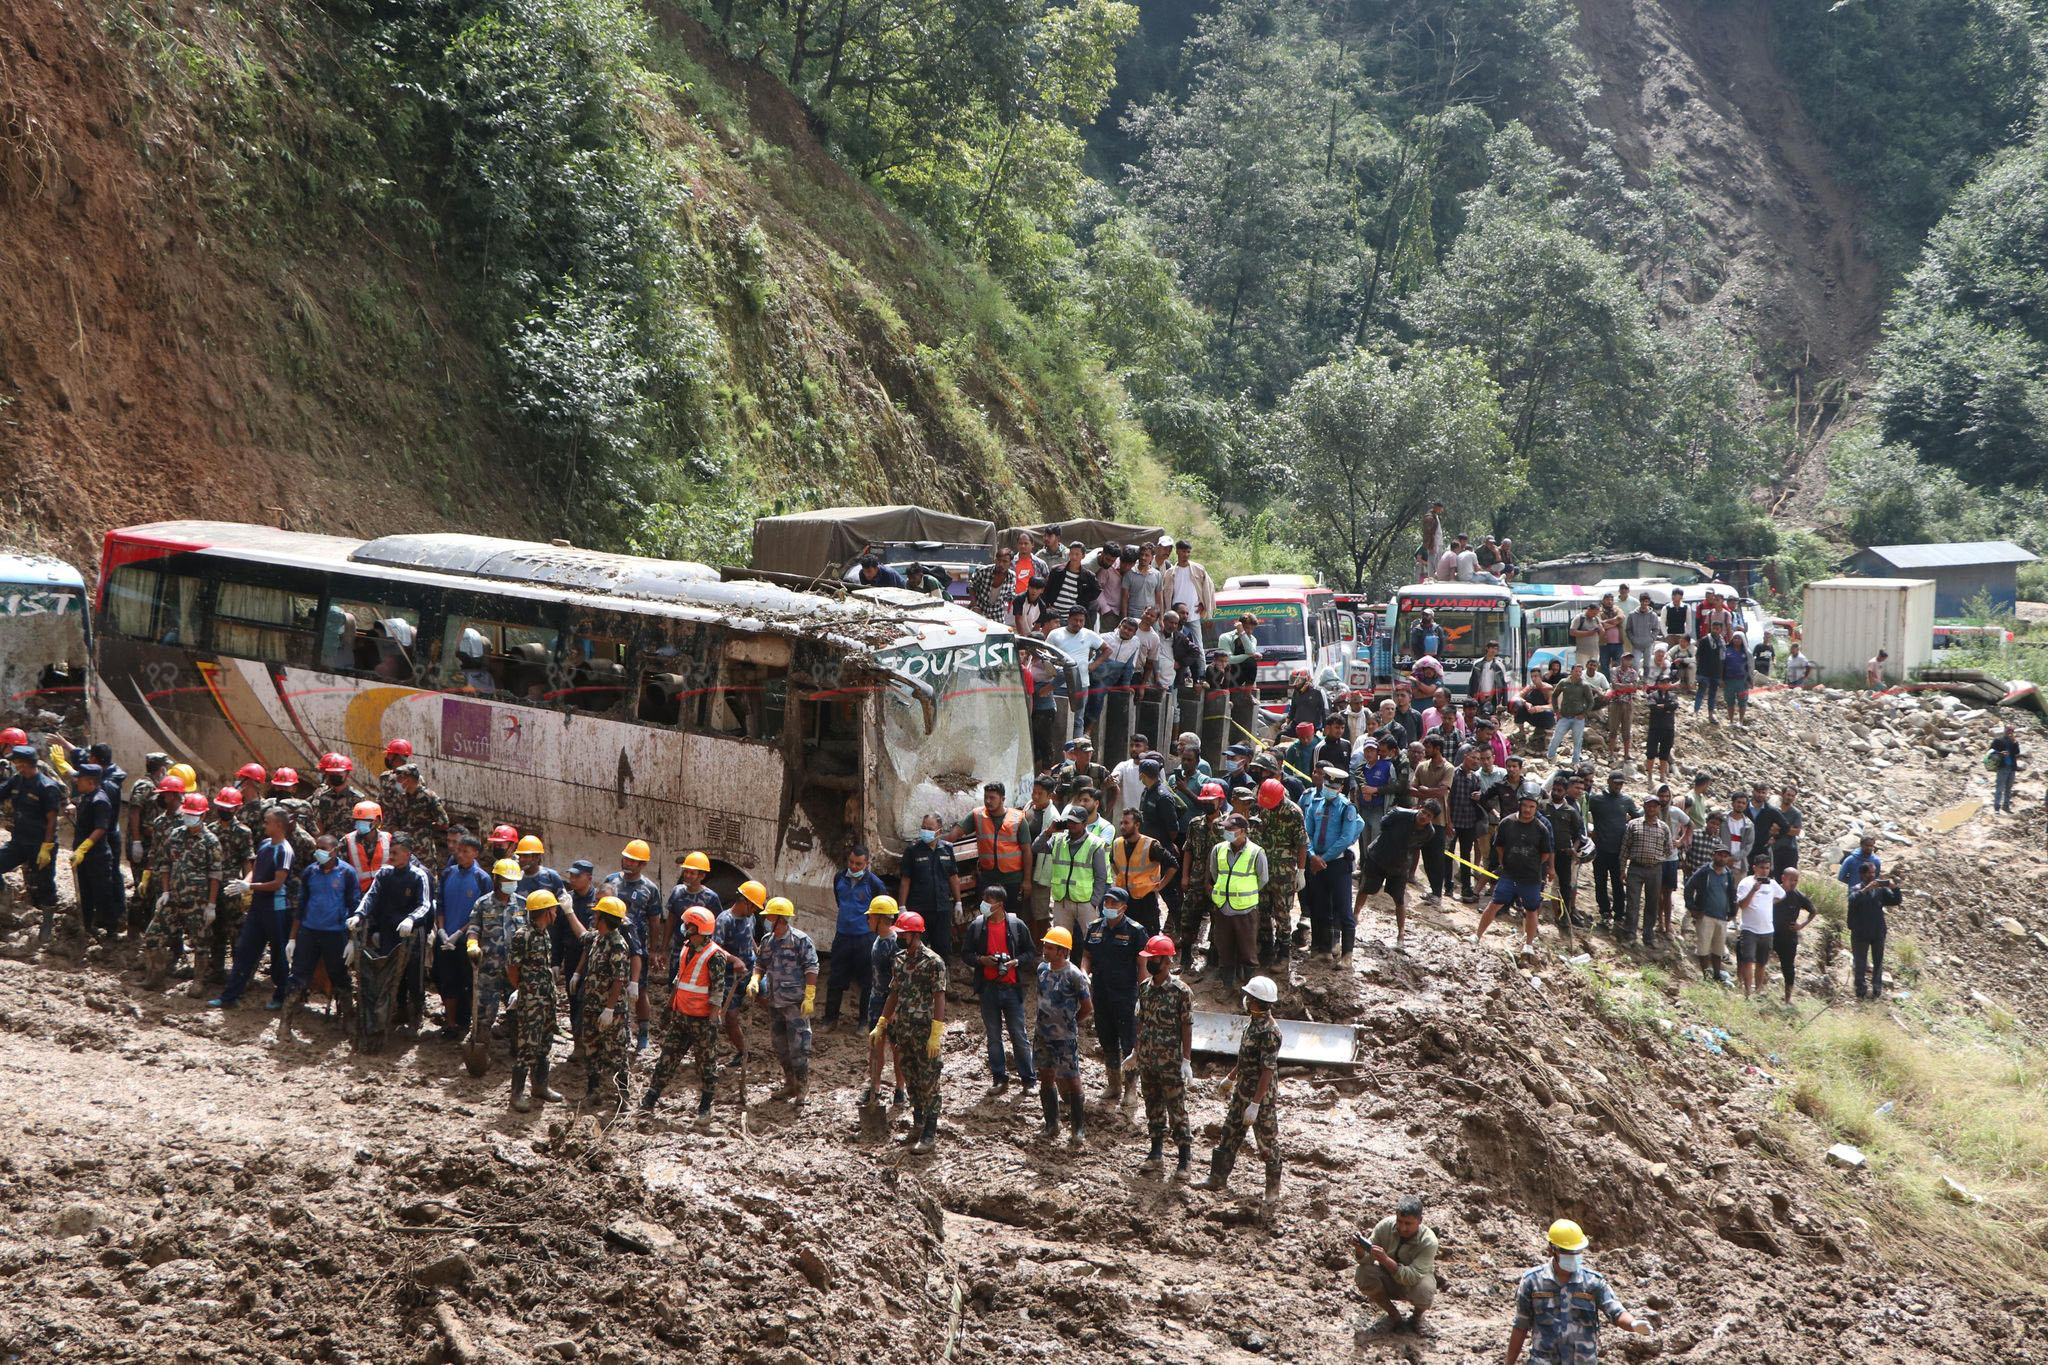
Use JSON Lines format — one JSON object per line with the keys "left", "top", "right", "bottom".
{"left": 534, "top": 1058, "right": 563, "bottom": 1103}
{"left": 1067, "top": 1092, "right": 1087, "bottom": 1147}
{"left": 1195, "top": 1148, "right": 1235, "bottom": 1191}
{"left": 280, "top": 987, "right": 303, "bottom": 1034}
{"left": 1264, "top": 1163, "right": 1282, "bottom": 1206}
{"left": 788, "top": 1066, "right": 809, "bottom": 1105}
{"left": 1103, "top": 1061, "right": 1122, "bottom": 1106}
{"left": 511, "top": 1066, "right": 531, "bottom": 1112}
{"left": 1175, "top": 1142, "right": 1192, "bottom": 1180}
{"left": 1140, "top": 1134, "right": 1165, "bottom": 1173}
{"left": 36, "top": 904, "right": 53, "bottom": 947}
{"left": 1038, "top": 1087, "right": 1060, "bottom": 1139}
{"left": 186, "top": 947, "right": 211, "bottom": 999}
{"left": 695, "top": 1090, "right": 714, "bottom": 1124}
{"left": 141, "top": 947, "right": 168, "bottom": 990}
{"left": 640, "top": 1084, "right": 663, "bottom": 1113}
{"left": 901, "top": 1106, "right": 924, "bottom": 1145}
{"left": 912, "top": 1109, "right": 937, "bottom": 1154}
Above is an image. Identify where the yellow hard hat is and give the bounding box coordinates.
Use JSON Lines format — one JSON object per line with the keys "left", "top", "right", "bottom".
{"left": 515, "top": 835, "right": 545, "bottom": 856}
{"left": 1546, "top": 1219, "right": 1590, "bottom": 1252}
{"left": 681, "top": 850, "right": 712, "bottom": 874}
{"left": 1041, "top": 926, "right": 1074, "bottom": 951}
{"left": 594, "top": 895, "right": 628, "bottom": 920}
{"left": 621, "top": 839, "right": 652, "bottom": 862}
{"left": 761, "top": 896, "right": 795, "bottom": 918}
{"left": 524, "top": 889, "right": 558, "bottom": 913}
{"left": 169, "top": 763, "right": 198, "bottom": 790}
{"left": 738, "top": 879, "right": 767, "bottom": 908}
{"left": 868, "top": 895, "right": 899, "bottom": 918}
{"left": 492, "top": 858, "right": 522, "bottom": 881}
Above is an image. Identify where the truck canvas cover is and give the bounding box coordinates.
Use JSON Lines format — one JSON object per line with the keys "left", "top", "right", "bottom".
{"left": 751, "top": 506, "right": 997, "bottom": 578}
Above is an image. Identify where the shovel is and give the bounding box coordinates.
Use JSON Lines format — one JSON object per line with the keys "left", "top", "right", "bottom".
{"left": 462, "top": 997, "right": 492, "bottom": 1077}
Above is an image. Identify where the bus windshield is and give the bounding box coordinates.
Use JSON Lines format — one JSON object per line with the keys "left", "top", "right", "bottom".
{"left": 1202, "top": 602, "right": 1308, "bottom": 657}
{"left": 877, "top": 636, "right": 1031, "bottom": 825}
{"left": 1395, "top": 597, "right": 1509, "bottom": 662}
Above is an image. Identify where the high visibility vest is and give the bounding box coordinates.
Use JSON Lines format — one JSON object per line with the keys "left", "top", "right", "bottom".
{"left": 974, "top": 808, "right": 1026, "bottom": 874}
{"left": 1212, "top": 842, "right": 1261, "bottom": 912}
{"left": 1047, "top": 835, "right": 1097, "bottom": 903}
{"left": 1113, "top": 835, "right": 1164, "bottom": 899}
{"left": 670, "top": 940, "right": 729, "bottom": 1017}
{"left": 344, "top": 830, "right": 389, "bottom": 879}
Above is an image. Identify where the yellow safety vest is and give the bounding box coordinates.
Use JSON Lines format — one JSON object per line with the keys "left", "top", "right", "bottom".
{"left": 1212, "top": 842, "right": 1261, "bottom": 912}
{"left": 1113, "top": 835, "right": 1164, "bottom": 899}
{"left": 1048, "top": 835, "right": 1097, "bottom": 903}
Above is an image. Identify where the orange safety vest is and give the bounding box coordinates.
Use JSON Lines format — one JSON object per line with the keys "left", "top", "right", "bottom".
{"left": 974, "top": 808, "right": 1027, "bottom": 874}
{"left": 1112, "top": 834, "right": 1164, "bottom": 899}
{"left": 670, "top": 940, "right": 731, "bottom": 1017}
{"left": 344, "top": 830, "right": 389, "bottom": 879}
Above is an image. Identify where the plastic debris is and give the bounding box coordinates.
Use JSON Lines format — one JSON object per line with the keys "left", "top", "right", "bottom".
{"left": 1825, "top": 1144, "right": 1867, "bottom": 1170}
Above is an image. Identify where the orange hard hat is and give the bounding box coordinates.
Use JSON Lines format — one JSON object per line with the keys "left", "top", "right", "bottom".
{"left": 351, "top": 801, "right": 382, "bottom": 821}
{"left": 682, "top": 906, "right": 716, "bottom": 935}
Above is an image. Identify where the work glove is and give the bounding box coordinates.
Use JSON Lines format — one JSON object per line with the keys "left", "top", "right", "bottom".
{"left": 1244, "top": 1102, "right": 1260, "bottom": 1122}
{"left": 800, "top": 984, "right": 815, "bottom": 1019}
{"left": 568, "top": 973, "right": 580, "bottom": 994}
{"left": 347, "top": 914, "right": 363, "bottom": 933}
{"left": 70, "top": 845, "right": 87, "bottom": 868}
{"left": 748, "top": 971, "right": 764, "bottom": 999}
{"left": 48, "top": 744, "right": 73, "bottom": 778}
{"left": 927, "top": 1019, "right": 944, "bottom": 1059}
{"left": 202, "top": 903, "right": 216, "bottom": 929}
{"left": 285, "top": 939, "right": 296, "bottom": 967}
{"left": 1180, "top": 1058, "right": 1193, "bottom": 1085}
{"left": 224, "top": 879, "right": 249, "bottom": 899}
{"left": 467, "top": 937, "right": 482, "bottom": 960}
{"left": 506, "top": 990, "right": 520, "bottom": 1010}
{"left": 870, "top": 1017, "right": 888, "bottom": 1043}
{"left": 36, "top": 843, "right": 53, "bottom": 870}
{"left": 129, "top": 839, "right": 143, "bottom": 864}
{"left": 599, "top": 1007, "right": 615, "bottom": 1030}
{"left": 155, "top": 892, "right": 167, "bottom": 914}
{"left": 627, "top": 981, "right": 640, "bottom": 1003}
{"left": 397, "top": 914, "right": 418, "bottom": 937}
{"left": 343, "top": 941, "right": 357, "bottom": 967}
{"left": 136, "top": 870, "right": 152, "bottom": 898}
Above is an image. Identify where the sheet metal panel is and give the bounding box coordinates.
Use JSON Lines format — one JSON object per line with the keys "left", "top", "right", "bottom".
{"left": 1190, "top": 1010, "right": 1361, "bottom": 1064}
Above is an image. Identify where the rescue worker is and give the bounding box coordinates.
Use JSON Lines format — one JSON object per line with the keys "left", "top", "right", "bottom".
{"left": 207, "top": 787, "right": 256, "bottom": 985}
{"left": 1250, "top": 776, "right": 1305, "bottom": 969}
{"left": 963, "top": 885, "right": 1036, "bottom": 1093}
{"left": 140, "top": 792, "right": 223, "bottom": 993}
{"left": 0, "top": 744, "right": 62, "bottom": 939}
{"left": 136, "top": 772, "right": 190, "bottom": 943}
{"left": 665, "top": 849, "right": 722, "bottom": 984}
{"left": 898, "top": 812, "right": 961, "bottom": 962}
{"left": 213, "top": 807, "right": 294, "bottom": 1010}
{"left": 951, "top": 781, "right": 1031, "bottom": 909}
{"left": 463, "top": 858, "right": 525, "bottom": 1058}
{"left": 824, "top": 846, "right": 887, "bottom": 1028}
{"left": 388, "top": 765, "right": 449, "bottom": 879}
{"left": 279, "top": 835, "right": 359, "bottom": 1031}
{"left": 1133, "top": 933, "right": 1194, "bottom": 1177}
{"left": 347, "top": 833, "right": 431, "bottom": 1043}
{"left": 1081, "top": 886, "right": 1147, "bottom": 1103}
{"left": 1197, "top": 973, "right": 1283, "bottom": 1204}
{"left": 68, "top": 763, "right": 120, "bottom": 946}
{"left": 124, "top": 752, "right": 169, "bottom": 936}
{"left": 1353, "top": 1195, "right": 1439, "bottom": 1334}
{"left": 603, "top": 839, "right": 661, "bottom": 1050}
{"left": 643, "top": 905, "right": 733, "bottom": 1122}
{"left": 1209, "top": 814, "right": 1269, "bottom": 991}
{"left": 1110, "top": 807, "right": 1178, "bottom": 935}
{"left": 713, "top": 878, "right": 762, "bottom": 1072}
{"left": 874, "top": 909, "right": 946, "bottom": 1153}
{"left": 1033, "top": 925, "right": 1093, "bottom": 1146}
{"left": 232, "top": 762, "right": 269, "bottom": 848}
{"left": 860, "top": 895, "right": 908, "bottom": 1109}
{"left": 576, "top": 894, "right": 634, "bottom": 1116}
{"left": 309, "top": 752, "right": 363, "bottom": 839}
{"left": 1178, "top": 782, "right": 1228, "bottom": 976}
{"left": 486, "top": 823, "right": 520, "bottom": 870}
{"left": 1033, "top": 804, "right": 1108, "bottom": 939}
{"left": 433, "top": 833, "right": 490, "bottom": 1038}
{"left": 377, "top": 738, "right": 414, "bottom": 808}
{"left": 558, "top": 859, "right": 598, "bottom": 1054}
{"left": 1505, "top": 1220, "right": 1657, "bottom": 1364}
{"left": 750, "top": 896, "right": 818, "bottom": 1101}
{"left": 505, "top": 889, "right": 563, "bottom": 1111}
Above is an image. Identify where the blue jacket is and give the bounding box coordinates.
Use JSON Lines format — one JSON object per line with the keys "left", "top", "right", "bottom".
{"left": 1837, "top": 849, "right": 1881, "bottom": 886}
{"left": 1301, "top": 787, "right": 1365, "bottom": 862}
{"left": 833, "top": 867, "right": 888, "bottom": 938}
{"left": 299, "top": 860, "right": 361, "bottom": 934}
{"left": 439, "top": 860, "right": 492, "bottom": 935}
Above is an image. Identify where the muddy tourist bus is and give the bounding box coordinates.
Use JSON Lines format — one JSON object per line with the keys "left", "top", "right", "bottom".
{"left": 0, "top": 553, "right": 91, "bottom": 725}
{"left": 88, "top": 523, "right": 1031, "bottom": 948}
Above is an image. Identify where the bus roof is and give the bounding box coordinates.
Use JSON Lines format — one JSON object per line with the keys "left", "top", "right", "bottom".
{"left": 0, "top": 554, "right": 86, "bottom": 591}
{"left": 1395, "top": 582, "right": 1512, "bottom": 601}
{"left": 105, "top": 522, "right": 1005, "bottom": 654}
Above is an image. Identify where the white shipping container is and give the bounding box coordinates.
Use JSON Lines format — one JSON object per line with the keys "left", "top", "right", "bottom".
{"left": 1800, "top": 577, "right": 1936, "bottom": 680}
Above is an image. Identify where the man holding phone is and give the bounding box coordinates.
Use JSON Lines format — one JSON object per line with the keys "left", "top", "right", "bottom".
{"left": 1352, "top": 1195, "right": 1439, "bottom": 1333}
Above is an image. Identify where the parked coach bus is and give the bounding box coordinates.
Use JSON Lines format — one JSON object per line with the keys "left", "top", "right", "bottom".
{"left": 1204, "top": 575, "right": 1352, "bottom": 709}
{"left": 88, "top": 523, "right": 1031, "bottom": 948}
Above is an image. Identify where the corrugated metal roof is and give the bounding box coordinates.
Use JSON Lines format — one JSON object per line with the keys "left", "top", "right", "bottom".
{"left": 1860, "top": 541, "right": 2037, "bottom": 569}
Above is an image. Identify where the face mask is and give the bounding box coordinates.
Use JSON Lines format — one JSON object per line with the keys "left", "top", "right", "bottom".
{"left": 1102, "top": 905, "right": 1122, "bottom": 920}
{"left": 1556, "top": 1253, "right": 1581, "bottom": 1275}
{"left": 355, "top": 819, "right": 372, "bottom": 835}
{"left": 978, "top": 901, "right": 993, "bottom": 916}
{"left": 499, "top": 879, "right": 518, "bottom": 896}
{"left": 313, "top": 849, "right": 332, "bottom": 865}
{"left": 182, "top": 814, "right": 202, "bottom": 828}
{"left": 918, "top": 828, "right": 937, "bottom": 843}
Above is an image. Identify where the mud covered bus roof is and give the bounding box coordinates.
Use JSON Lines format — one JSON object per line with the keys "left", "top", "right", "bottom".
{"left": 0, "top": 555, "right": 87, "bottom": 590}
{"left": 107, "top": 523, "right": 1006, "bottom": 654}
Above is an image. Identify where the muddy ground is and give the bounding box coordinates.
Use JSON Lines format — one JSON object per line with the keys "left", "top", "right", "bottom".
{"left": 3, "top": 688, "right": 2047, "bottom": 1363}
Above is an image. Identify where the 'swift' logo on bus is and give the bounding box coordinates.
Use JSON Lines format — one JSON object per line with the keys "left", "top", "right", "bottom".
{"left": 878, "top": 636, "right": 1017, "bottom": 683}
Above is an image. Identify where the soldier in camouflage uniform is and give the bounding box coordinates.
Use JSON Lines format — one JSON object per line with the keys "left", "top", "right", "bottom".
{"left": 123, "top": 753, "right": 167, "bottom": 937}
{"left": 206, "top": 789, "right": 257, "bottom": 986}
{"left": 1197, "top": 974, "right": 1283, "bottom": 1203}
{"left": 464, "top": 858, "right": 523, "bottom": 1060}
{"left": 141, "top": 793, "right": 223, "bottom": 994}
{"left": 1178, "top": 784, "right": 1226, "bottom": 975}
{"left": 1133, "top": 934, "right": 1194, "bottom": 1177}
{"left": 575, "top": 895, "right": 634, "bottom": 1117}
{"left": 387, "top": 765, "right": 448, "bottom": 873}
{"left": 308, "top": 752, "right": 364, "bottom": 840}
{"left": 1249, "top": 766, "right": 1304, "bottom": 970}
{"left": 506, "top": 889, "right": 562, "bottom": 1112}
{"left": 376, "top": 738, "right": 414, "bottom": 810}
{"left": 138, "top": 776, "right": 187, "bottom": 921}
{"left": 642, "top": 905, "right": 734, "bottom": 1122}
{"left": 877, "top": 910, "right": 947, "bottom": 1153}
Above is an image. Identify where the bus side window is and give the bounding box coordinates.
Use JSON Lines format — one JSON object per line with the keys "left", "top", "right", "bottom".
{"left": 103, "top": 565, "right": 158, "bottom": 639}
{"left": 634, "top": 621, "right": 710, "bottom": 728}
{"left": 441, "top": 614, "right": 559, "bottom": 700}
{"left": 711, "top": 635, "right": 790, "bottom": 742}
{"left": 212, "top": 582, "right": 320, "bottom": 665}
{"left": 159, "top": 575, "right": 209, "bottom": 647}
{"left": 324, "top": 599, "right": 423, "bottom": 681}
{"left": 562, "top": 609, "right": 635, "bottom": 715}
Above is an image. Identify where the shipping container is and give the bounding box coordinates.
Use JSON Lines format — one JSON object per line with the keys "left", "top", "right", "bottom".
{"left": 1800, "top": 577, "right": 1936, "bottom": 680}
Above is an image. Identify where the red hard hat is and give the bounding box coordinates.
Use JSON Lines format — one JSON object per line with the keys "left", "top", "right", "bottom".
{"left": 1295, "top": 723, "right": 1314, "bottom": 739}
{"left": 490, "top": 824, "right": 519, "bottom": 844}
{"left": 317, "top": 751, "right": 353, "bottom": 775}
{"left": 1257, "top": 777, "right": 1285, "bottom": 810}
{"left": 236, "top": 762, "right": 268, "bottom": 784}
{"left": 1198, "top": 781, "right": 1227, "bottom": 803}
{"left": 385, "top": 738, "right": 413, "bottom": 758}
{"left": 157, "top": 775, "right": 187, "bottom": 795}
{"left": 270, "top": 767, "right": 299, "bottom": 788}
{"left": 180, "top": 793, "right": 209, "bottom": 815}
{"left": 1138, "top": 934, "right": 1176, "bottom": 958}
{"left": 895, "top": 910, "right": 926, "bottom": 934}
{"left": 0, "top": 728, "right": 25, "bottom": 747}
{"left": 212, "top": 787, "right": 243, "bottom": 810}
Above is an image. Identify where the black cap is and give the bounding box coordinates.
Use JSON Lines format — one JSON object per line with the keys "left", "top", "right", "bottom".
{"left": 1103, "top": 886, "right": 1131, "bottom": 904}
{"left": 568, "top": 858, "right": 596, "bottom": 876}
{"left": 1138, "top": 758, "right": 1164, "bottom": 775}
{"left": 76, "top": 763, "right": 105, "bottom": 779}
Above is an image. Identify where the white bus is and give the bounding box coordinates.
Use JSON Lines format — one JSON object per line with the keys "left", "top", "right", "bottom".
{"left": 88, "top": 523, "right": 1030, "bottom": 947}
{"left": 1390, "top": 582, "right": 1525, "bottom": 695}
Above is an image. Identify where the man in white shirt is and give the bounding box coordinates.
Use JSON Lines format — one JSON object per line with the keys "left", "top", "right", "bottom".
{"left": 1723, "top": 791, "right": 1754, "bottom": 868}
{"left": 1046, "top": 607, "right": 1109, "bottom": 739}
{"left": 1166, "top": 540, "right": 1216, "bottom": 622}
{"left": 1783, "top": 644, "right": 1817, "bottom": 688}
{"left": 1454, "top": 538, "right": 1503, "bottom": 586}
{"left": 1733, "top": 853, "right": 1783, "bottom": 1001}
{"left": 1107, "top": 734, "right": 1149, "bottom": 819}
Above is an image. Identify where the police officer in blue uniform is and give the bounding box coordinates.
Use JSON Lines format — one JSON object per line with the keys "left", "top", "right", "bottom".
{"left": 603, "top": 845, "right": 663, "bottom": 1051}
{"left": 1080, "top": 886, "right": 1149, "bottom": 1104}
{"left": 69, "top": 763, "right": 121, "bottom": 944}
{"left": 0, "top": 745, "right": 63, "bottom": 939}
{"left": 1506, "top": 1220, "right": 1656, "bottom": 1365}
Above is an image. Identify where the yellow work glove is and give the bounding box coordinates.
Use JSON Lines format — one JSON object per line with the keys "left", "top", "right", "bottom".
{"left": 70, "top": 844, "right": 87, "bottom": 868}
{"left": 748, "top": 971, "right": 764, "bottom": 998}
{"left": 136, "top": 870, "right": 151, "bottom": 898}
{"left": 800, "top": 984, "right": 815, "bottom": 1018}
{"left": 466, "top": 937, "right": 482, "bottom": 961}
{"left": 48, "top": 745, "right": 73, "bottom": 778}
{"left": 36, "top": 842, "right": 53, "bottom": 869}
{"left": 927, "top": 1019, "right": 944, "bottom": 1059}
{"left": 869, "top": 1017, "right": 888, "bottom": 1043}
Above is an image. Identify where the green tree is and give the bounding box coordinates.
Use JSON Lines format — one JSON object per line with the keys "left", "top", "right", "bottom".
{"left": 1267, "top": 346, "right": 1513, "bottom": 591}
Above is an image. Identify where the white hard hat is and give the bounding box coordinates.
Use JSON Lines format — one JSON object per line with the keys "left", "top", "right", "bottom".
{"left": 1242, "top": 975, "right": 1279, "bottom": 1004}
